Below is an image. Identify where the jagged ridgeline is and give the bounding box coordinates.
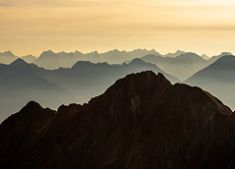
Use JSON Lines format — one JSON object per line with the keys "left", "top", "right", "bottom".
{"left": 0, "top": 71, "right": 235, "bottom": 169}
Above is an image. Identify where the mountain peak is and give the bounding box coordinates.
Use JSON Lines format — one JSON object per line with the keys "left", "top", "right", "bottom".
{"left": 21, "top": 101, "right": 43, "bottom": 112}
{"left": 176, "top": 52, "right": 204, "bottom": 61}
{"left": 175, "top": 50, "right": 185, "bottom": 55}
{"left": 129, "top": 58, "right": 146, "bottom": 65}
{"left": 10, "top": 58, "right": 28, "bottom": 67}
{"left": 211, "top": 55, "right": 235, "bottom": 68}
{"left": 72, "top": 60, "right": 95, "bottom": 69}
{"left": 164, "top": 50, "right": 185, "bottom": 57}
{"left": 124, "top": 71, "right": 170, "bottom": 86}
{"left": 213, "top": 55, "right": 235, "bottom": 63}
{"left": 95, "top": 71, "right": 172, "bottom": 103}
{"left": 217, "top": 54, "right": 235, "bottom": 60}
{"left": 16, "top": 101, "right": 55, "bottom": 120}
{"left": 209, "top": 52, "right": 233, "bottom": 62}
{"left": 201, "top": 54, "right": 210, "bottom": 60}
{"left": 2, "top": 51, "right": 15, "bottom": 57}
{"left": 39, "top": 50, "right": 56, "bottom": 57}
{"left": 219, "top": 52, "right": 233, "bottom": 56}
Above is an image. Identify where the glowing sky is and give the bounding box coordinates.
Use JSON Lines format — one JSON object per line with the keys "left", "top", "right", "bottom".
{"left": 1, "top": 0, "right": 235, "bottom": 56}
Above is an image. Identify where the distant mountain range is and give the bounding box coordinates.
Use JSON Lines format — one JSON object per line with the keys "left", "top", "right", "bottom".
{"left": 0, "top": 50, "right": 231, "bottom": 79}
{"left": 0, "top": 58, "right": 178, "bottom": 122}
{"left": 34, "top": 49, "right": 160, "bottom": 69}
{"left": 0, "top": 71, "right": 234, "bottom": 169}
{"left": 186, "top": 55, "right": 235, "bottom": 109}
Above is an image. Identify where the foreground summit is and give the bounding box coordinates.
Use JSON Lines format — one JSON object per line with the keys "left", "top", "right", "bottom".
{"left": 0, "top": 71, "right": 235, "bottom": 169}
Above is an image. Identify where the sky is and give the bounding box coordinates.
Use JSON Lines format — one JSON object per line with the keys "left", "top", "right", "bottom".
{"left": 1, "top": 0, "right": 235, "bottom": 56}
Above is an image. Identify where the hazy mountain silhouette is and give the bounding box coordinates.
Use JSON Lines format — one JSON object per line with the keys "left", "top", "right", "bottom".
{"left": 40, "top": 58, "right": 178, "bottom": 104}
{"left": 187, "top": 55, "right": 235, "bottom": 109}
{"left": 201, "top": 54, "right": 210, "bottom": 60}
{"left": 0, "top": 71, "right": 234, "bottom": 169}
{"left": 163, "top": 50, "right": 186, "bottom": 58}
{"left": 21, "top": 55, "right": 37, "bottom": 63}
{"left": 0, "top": 51, "right": 17, "bottom": 64}
{"left": 0, "top": 50, "right": 229, "bottom": 81}
{"left": 209, "top": 52, "right": 233, "bottom": 62}
{"left": 0, "top": 59, "right": 178, "bottom": 122}
{"left": 0, "top": 59, "right": 73, "bottom": 121}
{"left": 34, "top": 50, "right": 82, "bottom": 69}
{"left": 100, "top": 49, "right": 160, "bottom": 64}
{"left": 142, "top": 52, "right": 210, "bottom": 80}
{"left": 33, "top": 49, "right": 160, "bottom": 69}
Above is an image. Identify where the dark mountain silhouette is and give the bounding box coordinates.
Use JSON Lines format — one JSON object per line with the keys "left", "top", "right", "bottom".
{"left": 0, "top": 59, "right": 178, "bottom": 122}
{"left": 187, "top": 55, "right": 235, "bottom": 109}
{"left": 33, "top": 49, "right": 160, "bottom": 69}
{"left": 0, "top": 51, "right": 17, "bottom": 64}
{"left": 0, "top": 71, "right": 234, "bottom": 169}
{"left": 142, "top": 52, "right": 210, "bottom": 80}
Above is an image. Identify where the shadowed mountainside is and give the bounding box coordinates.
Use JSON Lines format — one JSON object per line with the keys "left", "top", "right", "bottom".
{"left": 0, "top": 71, "right": 234, "bottom": 169}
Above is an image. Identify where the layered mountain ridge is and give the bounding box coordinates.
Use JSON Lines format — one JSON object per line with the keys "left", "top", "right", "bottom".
{"left": 0, "top": 58, "right": 178, "bottom": 122}
{"left": 0, "top": 71, "right": 235, "bottom": 169}
{"left": 1, "top": 49, "right": 232, "bottom": 81}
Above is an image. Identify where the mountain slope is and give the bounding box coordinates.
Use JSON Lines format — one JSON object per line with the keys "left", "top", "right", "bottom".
{"left": 187, "top": 55, "right": 235, "bottom": 109}
{"left": 0, "top": 71, "right": 234, "bottom": 169}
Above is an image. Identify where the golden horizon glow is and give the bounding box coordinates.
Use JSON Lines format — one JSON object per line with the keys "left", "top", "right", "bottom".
{"left": 1, "top": 0, "right": 235, "bottom": 56}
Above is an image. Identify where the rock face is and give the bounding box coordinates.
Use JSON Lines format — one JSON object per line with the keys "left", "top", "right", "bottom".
{"left": 0, "top": 71, "right": 235, "bottom": 169}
